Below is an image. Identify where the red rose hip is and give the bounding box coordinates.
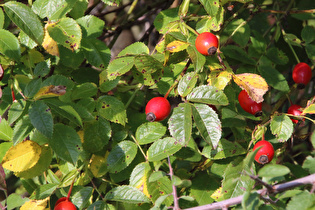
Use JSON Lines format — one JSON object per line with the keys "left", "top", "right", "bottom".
{"left": 287, "top": 104, "right": 304, "bottom": 124}
{"left": 238, "top": 90, "right": 262, "bottom": 117}
{"left": 195, "top": 32, "right": 219, "bottom": 56}
{"left": 292, "top": 62, "right": 312, "bottom": 88}
{"left": 253, "top": 140, "right": 274, "bottom": 164}
{"left": 145, "top": 97, "right": 171, "bottom": 122}
{"left": 54, "top": 199, "right": 76, "bottom": 210}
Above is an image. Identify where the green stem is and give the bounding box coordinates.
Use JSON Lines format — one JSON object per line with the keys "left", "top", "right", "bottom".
{"left": 130, "top": 133, "right": 148, "bottom": 161}
{"left": 124, "top": 84, "right": 143, "bottom": 109}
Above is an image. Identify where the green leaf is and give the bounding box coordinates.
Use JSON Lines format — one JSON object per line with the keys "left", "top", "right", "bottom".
{"left": 196, "top": 7, "right": 224, "bottom": 32}
{"left": 202, "top": 139, "right": 246, "bottom": 159}
{"left": 71, "top": 187, "right": 93, "bottom": 209}
{"left": 287, "top": 191, "right": 315, "bottom": 210}
{"left": 59, "top": 45, "right": 85, "bottom": 69}
{"left": 29, "top": 101, "right": 53, "bottom": 138}
{"left": 44, "top": 99, "right": 82, "bottom": 126}
{"left": 270, "top": 114, "right": 294, "bottom": 142}
{"left": 302, "top": 156, "right": 315, "bottom": 174}
{"left": 266, "top": 47, "right": 289, "bottom": 65}
{"left": 8, "top": 99, "right": 27, "bottom": 125}
{"left": 258, "top": 59, "right": 290, "bottom": 92}
{"left": 71, "top": 82, "right": 98, "bottom": 100}
{"left": 192, "top": 103, "right": 221, "bottom": 149}
{"left": 221, "top": 107, "right": 246, "bottom": 127}
{"left": 134, "top": 54, "right": 163, "bottom": 74}
{"left": 7, "top": 193, "right": 29, "bottom": 210}
{"left": 83, "top": 117, "right": 111, "bottom": 153}
{"left": 199, "top": 0, "right": 220, "bottom": 16}
{"left": 148, "top": 176, "right": 173, "bottom": 206}
{"left": 147, "top": 137, "right": 182, "bottom": 162}
{"left": 47, "top": 17, "right": 81, "bottom": 51}
{"left": 32, "top": 0, "right": 77, "bottom": 21}
{"left": 258, "top": 164, "right": 290, "bottom": 178}
{"left": 0, "top": 9, "right": 4, "bottom": 29}
{"left": 99, "top": 77, "right": 120, "bottom": 93}
{"left": 306, "top": 44, "right": 315, "bottom": 64}
{"left": 154, "top": 8, "right": 179, "bottom": 34}
{"left": 178, "top": 72, "right": 198, "bottom": 97}
{"left": 19, "top": 30, "right": 38, "bottom": 49}
{"left": 118, "top": 42, "right": 149, "bottom": 56}
{"left": 12, "top": 116, "right": 34, "bottom": 145}
{"left": 105, "top": 185, "right": 150, "bottom": 203}
{"left": 30, "top": 183, "right": 58, "bottom": 200}
{"left": 136, "top": 122, "right": 167, "bottom": 145}
{"left": 24, "top": 78, "right": 42, "bottom": 98}
{"left": 0, "top": 119, "right": 13, "bottom": 141}
{"left": 168, "top": 103, "right": 192, "bottom": 146}
{"left": 0, "top": 29, "right": 21, "bottom": 60}
{"left": 81, "top": 38, "right": 111, "bottom": 70}
{"left": 107, "top": 141, "right": 138, "bottom": 173}
{"left": 129, "top": 162, "right": 151, "bottom": 189}
{"left": 34, "top": 60, "right": 51, "bottom": 77}
{"left": 186, "top": 45, "right": 206, "bottom": 72}
{"left": 97, "top": 95, "right": 127, "bottom": 126}
{"left": 224, "top": 19, "right": 250, "bottom": 47}
{"left": 4, "top": 1, "right": 44, "bottom": 44}
{"left": 222, "top": 156, "right": 255, "bottom": 200}
{"left": 283, "top": 33, "right": 302, "bottom": 47}
{"left": 76, "top": 15, "right": 105, "bottom": 38}
{"left": 187, "top": 85, "right": 228, "bottom": 105}
{"left": 301, "top": 26, "right": 315, "bottom": 44}
{"left": 107, "top": 56, "right": 134, "bottom": 80}
{"left": 221, "top": 45, "right": 256, "bottom": 65}
{"left": 48, "top": 124, "right": 82, "bottom": 165}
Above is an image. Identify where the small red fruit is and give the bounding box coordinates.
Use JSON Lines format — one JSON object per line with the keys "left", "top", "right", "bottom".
{"left": 54, "top": 199, "right": 76, "bottom": 210}
{"left": 253, "top": 140, "right": 274, "bottom": 164}
{"left": 195, "top": 32, "right": 219, "bottom": 56}
{"left": 238, "top": 90, "right": 262, "bottom": 117}
{"left": 292, "top": 62, "right": 312, "bottom": 88}
{"left": 55, "top": 197, "right": 67, "bottom": 207}
{"left": 145, "top": 97, "right": 171, "bottom": 122}
{"left": 287, "top": 104, "right": 304, "bottom": 124}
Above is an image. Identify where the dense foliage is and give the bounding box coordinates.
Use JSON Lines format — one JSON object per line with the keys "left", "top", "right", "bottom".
{"left": 0, "top": 0, "right": 314, "bottom": 209}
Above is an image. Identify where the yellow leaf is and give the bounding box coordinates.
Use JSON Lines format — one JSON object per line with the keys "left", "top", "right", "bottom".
{"left": 233, "top": 73, "right": 268, "bottom": 103}
{"left": 2, "top": 140, "right": 42, "bottom": 172}
{"left": 77, "top": 130, "right": 84, "bottom": 143}
{"left": 210, "top": 187, "right": 224, "bottom": 201}
{"left": 42, "top": 23, "right": 59, "bottom": 56}
{"left": 89, "top": 153, "right": 109, "bottom": 178}
{"left": 20, "top": 197, "right": 49, "bottom": 210}
{"left": 207, "top": 70, "right": 233, "bottom": 90}
{"left": 166, "top": 40, "right": 190, "bottom": 53}
{"left": 33, "top": 85, "right": 67, "bottom": 100}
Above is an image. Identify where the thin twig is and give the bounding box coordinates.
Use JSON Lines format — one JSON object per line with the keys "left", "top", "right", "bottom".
{"left": 168, "top": 156, "right": 180, "bottom": 210}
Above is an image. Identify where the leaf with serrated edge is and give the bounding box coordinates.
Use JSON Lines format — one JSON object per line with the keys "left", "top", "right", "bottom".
{"left": 2, "top": 140, "right": 42, "bottom": 172}
{"left": 29, "top": 101, "right": 53, "bottom": 138}
{"left": 0, "top": 29, "right": 21, "bottom": 60}
{"left": 97, "top": 95, "right": 127, "bottom": 125}
{"left": 147, "top": 137, "right": 182, "bottom": 161}
{"left": 192, "top": 103, "right": 221, "bottom": 149}
{"left": 168, "top": 103, "right": 192, "bottom": 146}
{"left": 136, "top": 122, "right": 166, "bottom": 145}
{"left": 129, "top": 162, "right": 151, "bottom": 198}
{"left": 107, "top": 141, "right": 137, "bottom": 173}
{"left": 187, "top": 85, "right": 228, "bottom": 105}
{"left": 270, "top": 114, "right": 294, "bottom": 142}
{"left": 0, "top": 119, "right": 13, "bottom": 141}
{"left": 233, "top": 73, "right": 268, "bottom": 103}
{"left": 4, "top": 1, "right": 44, "bottom": 44}
{"left": 20, "top": 197, "right": 49, "bottom": 210}
{"left": 105, "top": 185, "right": 150, "bottom": 203}
{"left": 178, "top": 72, "right": 198, "bottom": 97}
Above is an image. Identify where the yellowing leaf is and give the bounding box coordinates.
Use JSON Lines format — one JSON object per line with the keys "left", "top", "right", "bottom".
{"left": 2, "top": 140, "right": 42, "bottom": 172}
{"left": 233, "top": 73, "right": 268, "bottom": 103}
{"left": 77, "top": 130, "right": 84, "bottom": 143}
{"left": 135, "top": 176, "right": 150, "bottom": 198}
{"left": 42, "top": 23, "right": 59, "bottom": 56}
{"left": 33, "top": 85, "right": 67, "bottom": 100}
{"left": 89, "top": 153, "right": 109, "bottom": 178}
{"left": 207, "top": 70, "right": 233, "bottom": 90}
{"left": 166, "top": 40, "right": 189, "bottom": 53}
{"left": 210, "top": 186, "right": 224, "bottom": 201}
{"left": 20, "top": 197, "right": 49, "bottom": 210}
{"left": 302, "top": 104, "right": 315, "bottom": 115}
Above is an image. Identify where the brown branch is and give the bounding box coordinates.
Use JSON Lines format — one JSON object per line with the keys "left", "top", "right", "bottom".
{"left": 184, "top": 173, "right": 315, "bottom": 210}
{"left": 259, "top": 9, "right": 315, "bottom": 14}
{"left": 168, "top": 156, "right": 180, "bottom": 210}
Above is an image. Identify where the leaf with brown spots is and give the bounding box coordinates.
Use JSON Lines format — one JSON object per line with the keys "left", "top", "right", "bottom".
{"left": 42, "top": 23, "right": 59, "bottom": 56}
{"left": 166, "top": 40, "right": 190, "bottom": 53}
{"left": 233, "top": 73, "right": 268, "bottom": 103}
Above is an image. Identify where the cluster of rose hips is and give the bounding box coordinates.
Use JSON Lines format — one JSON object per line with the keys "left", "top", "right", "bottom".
{"left": 144, "top": 31, "right": 312, "bottom": 166}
